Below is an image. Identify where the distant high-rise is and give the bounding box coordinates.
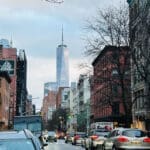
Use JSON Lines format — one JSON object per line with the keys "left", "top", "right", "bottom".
{"left": 56, "top": 27, "right": 69, "bottom": 87}
{"left": 44, "top": 82, "right": 57, "bottom": 96}
{"left": 0, "top": 39, "right": 11, "bottom": 48}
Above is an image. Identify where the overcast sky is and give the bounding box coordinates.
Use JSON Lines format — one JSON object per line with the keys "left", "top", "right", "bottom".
{"left": 0, "top": 0, "right": 127, "bottom": 110}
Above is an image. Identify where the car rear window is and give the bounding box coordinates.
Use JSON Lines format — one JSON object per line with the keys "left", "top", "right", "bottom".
{"left": 76, "top": 133, "right": 86, "bottom": 137}
{"left": 96, "top": 131, "right": 110, "bottom": 137}
{"left": 0, "top": 139, "right": 35, "bottom": 150}
{"left": 122, "top": 130, "right": 147, "bottom": 137}
{"left": 48, "top": 132, "right": 55, "bottom": 136}
{"left": 69, "top": 133, "right": 74, "bottom": 136}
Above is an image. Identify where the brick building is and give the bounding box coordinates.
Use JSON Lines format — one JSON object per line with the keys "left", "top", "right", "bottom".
{"left": 91, "top": 45, "right": 131, "bottom": 127}
{"left": 26, "top": 95, "right": 34, "bottom": 116}
{"left": 0, "top": 71, "right": 11, "bottom": 130}
{"left": 128, "top": 0, "right": 150, "bottom": 130}
{"left": 0, "top": 44, "right": 17, "bottom": 125}
{"left": 56, "top": 87, "right": 69, "bottom": 109}
{"left": 42, "top": 91, "right": 57, "bottom": 124}
{"left": 16, "top": 49, "right": 27, "bottom": 116}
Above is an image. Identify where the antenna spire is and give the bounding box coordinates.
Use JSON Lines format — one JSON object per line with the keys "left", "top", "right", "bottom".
{"left": 10, "top": 35, "right": 13, "bottom": 48}
{"left": 62, "top": 25, "right": 64, "bottom": 45}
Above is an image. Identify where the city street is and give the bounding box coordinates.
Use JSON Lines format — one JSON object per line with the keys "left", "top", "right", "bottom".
{"left": 0, "top": 1, "right": 150, "bottom": 150}
{"left": 46, "top": 139, "right": 84, "bottom": 150}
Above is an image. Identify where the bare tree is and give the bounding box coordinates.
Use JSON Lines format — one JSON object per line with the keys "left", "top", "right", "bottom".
{"left": 84, "top": 3, "right": 129, "bottom": 57}
{"left": 82, "top": 3, "right": 132, "bottom": 127}
{"left": 79, "top": 3, "right": 129, "bottom": 73}
{"left": 129, "top": 0, "right": 150, "bottom": 125}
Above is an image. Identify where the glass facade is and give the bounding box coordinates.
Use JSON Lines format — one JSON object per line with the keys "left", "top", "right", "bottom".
{"left": 56, "top": 44, "right": 69, "bottom": 88}
{"left": 44, "top": 82, "right": 57, "bottom": 96}
{"left": 0, "top": 39, "right": 11, "bottom": 48}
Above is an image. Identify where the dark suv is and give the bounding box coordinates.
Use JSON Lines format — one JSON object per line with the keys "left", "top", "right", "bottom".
{"left": 0, "top": 129, "right": 47, "bottom": 150}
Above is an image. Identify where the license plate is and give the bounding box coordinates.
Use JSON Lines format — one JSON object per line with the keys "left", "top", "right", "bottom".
{"left": 131, "top": 141, "right": 141, "bottom": 144}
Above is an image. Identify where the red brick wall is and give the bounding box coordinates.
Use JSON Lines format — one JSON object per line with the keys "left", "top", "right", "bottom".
{"left": 0, "top": 48, "right": 17, "bottom": 117}
{"left": 91, "top": 46, "right": 131, "bottom": 122}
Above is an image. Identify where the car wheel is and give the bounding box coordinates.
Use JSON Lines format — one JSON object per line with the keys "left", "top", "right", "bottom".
{"left": 96, "top": 145, "right": 102, "bottom": 150}
{"left": 101, "top": 145, "right": 105, "bottom": 150}
{"left": 90, "top": 144, "right": 94, "bottom": 150}
{"left": 112, "top": 146, "right": 118, "bottom": 150}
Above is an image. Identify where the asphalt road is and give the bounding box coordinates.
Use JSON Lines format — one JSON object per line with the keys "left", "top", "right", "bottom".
{"left": 46, "top": 139, "right": 84, "bottom": 150}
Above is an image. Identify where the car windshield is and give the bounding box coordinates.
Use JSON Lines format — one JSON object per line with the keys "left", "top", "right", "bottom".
{"left": 0, "top": 139, "right": 35, "bottom": 150}
{"left": 122, "top": 130, "right": 147, "bottom": 137}
{"left": 48, "top": 131, "right": 55, "bottom": 136}
{"left": 77, "top": 134, "right": 86, "bottom": 137}
{"left": 69, "top": 133, "right": 74, "bottom": 136}
{"left": 96, "top": 131, "right": 110, "bottom": 137}
{"left": 14, "top": 123, "right": 41, "bottom": 133}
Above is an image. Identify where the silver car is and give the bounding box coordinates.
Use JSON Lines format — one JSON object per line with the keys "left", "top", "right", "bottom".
{"left": 102, "top": 128, "right": 150, "bottom": 150}
{"left": 84, "top": 129, "right": 110, "bottom": 150}
{"left": 72, "top": 132, "right": 86, "bottom": 145}
{"left": 0, "top": 129, "right": 47, "bottom": 150}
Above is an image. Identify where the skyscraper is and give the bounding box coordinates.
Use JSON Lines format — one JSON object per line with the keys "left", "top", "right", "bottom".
{"left": 44, "top": 82, "right": 57, "bottom": 96}
{"left": 56, "top": 27, "right": 69, "bottom": 88}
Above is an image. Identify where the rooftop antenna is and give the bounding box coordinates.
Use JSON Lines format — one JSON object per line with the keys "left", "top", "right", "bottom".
{"left": 62, "top": 25, "right": 64, "bottom": 45}
{"left": 10, "top": 35, "right": 13, "bottom": 48}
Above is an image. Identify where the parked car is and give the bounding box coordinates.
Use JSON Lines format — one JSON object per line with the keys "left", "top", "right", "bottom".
{"left": 65, "top": 132, "right": 75, "bottom": 143}
{"left": 102, "top": 128, "right": 150, "bottom": 150}
{"left": 47, "top": 131, "right": 57, "bottom": 142}
{"left": 56, "top": 131, "right": 65, "bottom": 139}
{"left": 92, "top": 129, "right": 110, "bottom": 150}
{"left": 72, "top": 132, "right": 87, "bottom": 145}
{"left": 0, "top": 129, "right": 48, "bottom": 150}
{"left": 84, "top": 129, "right": 110, "bottom": 150}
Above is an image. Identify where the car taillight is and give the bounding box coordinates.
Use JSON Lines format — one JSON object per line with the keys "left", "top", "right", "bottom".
{"left": 143, "top": 138, "right": 150, "bottom": 143}
{"left": 75, "top": 135, "right": 80, "bottom": 140}
{"left": 91, "top": 135, "right": 98, "bottom": 140}
{"left": 117, "top": 136, "right": 129, "bottom": 142}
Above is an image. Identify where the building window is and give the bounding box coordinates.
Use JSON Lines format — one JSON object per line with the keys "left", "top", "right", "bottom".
{"left": 112, "top": 69, "right": 118, "bottom": 76}
{"left": 112, "top": 85, "right": 118, "bottom": 96}
{"left": 0, "top": 93, "right": 2, "bottom": 105}
{"left": 0, "top": 78, "right": 1, "bottom": 87}
{"left": 139, "top": 90, "right": 144, "bottom": 108}
{"left": 112, "top": 102, "right": 119, "bottom": 115}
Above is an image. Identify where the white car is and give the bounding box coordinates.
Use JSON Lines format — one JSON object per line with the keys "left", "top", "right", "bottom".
{"left": 72, "top": 132, "right": 86, "bottom": 145}
{"left": 103, "top": 128, "right": 150, "bottom": 150}
{"left": 84, "top": 129, "right": 110, "bottom": 150}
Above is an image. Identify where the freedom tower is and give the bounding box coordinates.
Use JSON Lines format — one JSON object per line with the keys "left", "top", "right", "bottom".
{"left": 56, "top": 28, "right": 69, "bottom": 88}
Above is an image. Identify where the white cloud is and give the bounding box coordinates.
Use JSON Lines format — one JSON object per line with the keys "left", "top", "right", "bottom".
{"left": 0, "top": 0, "right": 127, "bottom": 110}
{"left": 27, "top": 56, "right": 88, "bottom": 109}
{"left": 27, "top": 56, "right": 55, "bottom": 109}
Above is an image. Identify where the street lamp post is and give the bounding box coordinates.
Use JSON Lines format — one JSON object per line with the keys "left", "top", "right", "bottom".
{"left": 86, "top": 102, "right": 90, "bottom": 135}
